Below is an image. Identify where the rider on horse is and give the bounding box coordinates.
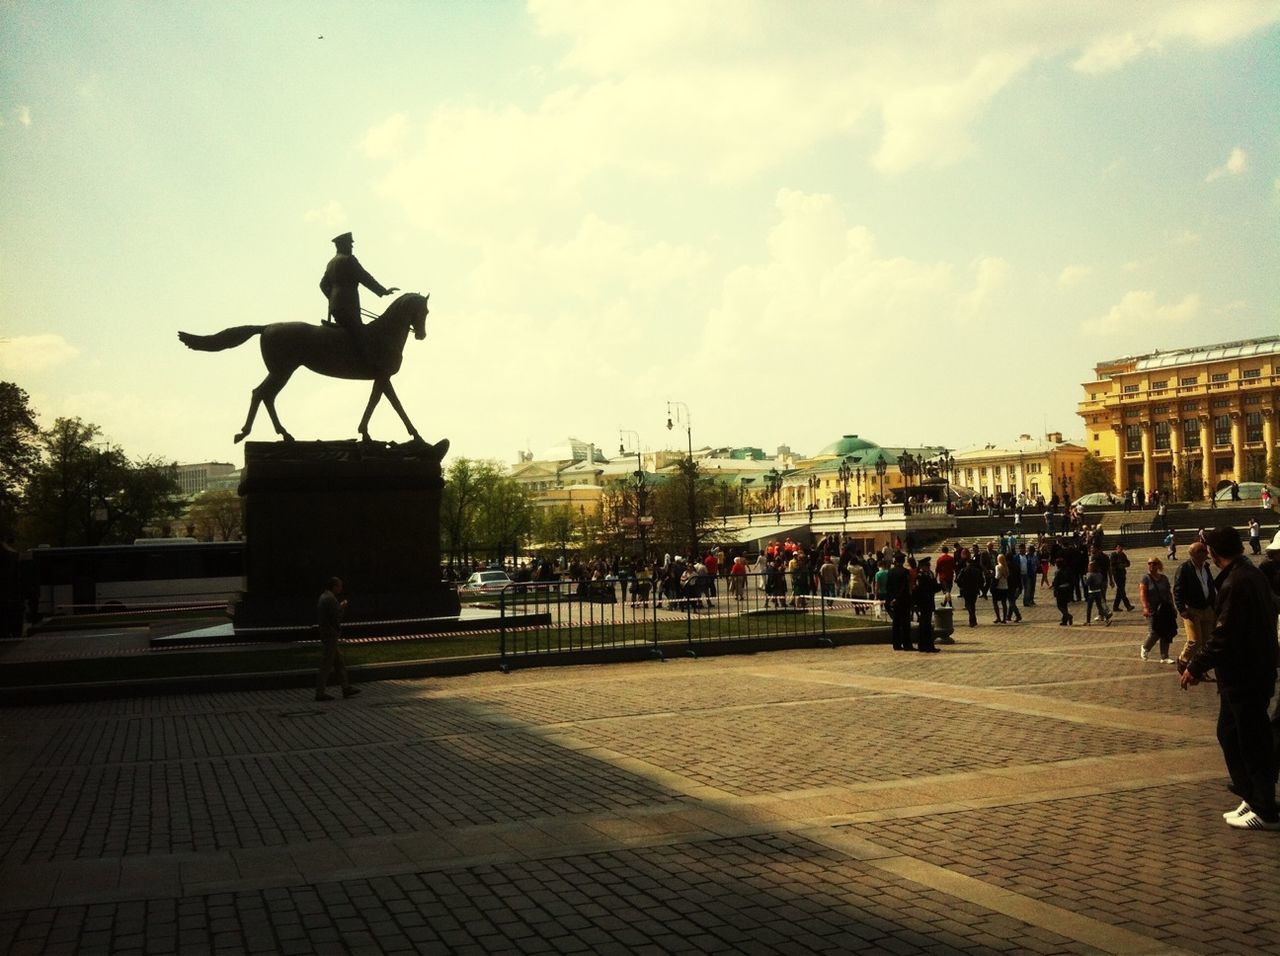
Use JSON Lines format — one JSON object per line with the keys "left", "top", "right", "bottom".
{"left": 320, "top": 232, "right": 398, "bottom": 370}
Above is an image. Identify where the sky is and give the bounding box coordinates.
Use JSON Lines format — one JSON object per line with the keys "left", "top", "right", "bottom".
{"left": 2, "top": 1, "right": 1278, "bottom": 469}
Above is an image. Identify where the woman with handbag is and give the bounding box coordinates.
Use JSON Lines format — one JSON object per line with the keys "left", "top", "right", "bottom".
{"left": 1139, "top": 557, "right": 1178, "bottom": 663}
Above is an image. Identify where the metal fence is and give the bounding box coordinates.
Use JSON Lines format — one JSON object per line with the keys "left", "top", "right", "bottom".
{"left": 494, "top": 572, "right": 885, "bottom": 670}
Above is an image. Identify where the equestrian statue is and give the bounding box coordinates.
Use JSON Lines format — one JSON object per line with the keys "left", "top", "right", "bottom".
{"left": 178, "top": 232, "right": 430, "bottom": 444}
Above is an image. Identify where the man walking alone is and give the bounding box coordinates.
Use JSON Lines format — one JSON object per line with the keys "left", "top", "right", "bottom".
{"left": 316, "top": 576, "right": 360, "bottom": 702}
{"left": 1181, "top": 527, "right": 1278, "bottom": 831}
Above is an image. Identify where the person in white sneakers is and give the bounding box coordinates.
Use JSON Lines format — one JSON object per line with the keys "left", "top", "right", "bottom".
{"left": 1181, "top": 527, "right": 1278, "bottom": 831}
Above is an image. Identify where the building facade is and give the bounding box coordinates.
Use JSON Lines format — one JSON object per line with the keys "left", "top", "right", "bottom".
{"left": 951, "top": 433, "right": 1085, "bottom": 502}
{"left": 1078, "top": 336, "right": 1280, "bottom": 498}
{"left": 176, "top": 461, "right": 236, "bottom": 497}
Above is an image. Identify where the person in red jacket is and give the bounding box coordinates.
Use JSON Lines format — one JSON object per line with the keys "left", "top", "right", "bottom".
{"left": 934, "top": 546, "right": 955, "bottom": 607}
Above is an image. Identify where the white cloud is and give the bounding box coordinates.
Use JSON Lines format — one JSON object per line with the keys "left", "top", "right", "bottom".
{"left": 16, "top": 105, "right": 31, "bottom": 127}
{"left": 1081, "top": 290, "right": 1201, "bottom": 335}
{"left": 303, "top": 200, "right": 346, "bottom": 228}
{"left": 0, "top": 334, "right": 79, "bottom": 372}
{"left": 698, "top": 190, "right": 968, "bottom": 377}
{"left": 362, "top": 113, "right": 407, "bottom": 159}
{"left": 1171, "top": 228, "right": 1201, "bottom": 246}
{"left": 1205, "top": 146, "right": 1248, "bottom": 182}
{"left": 1057, "top": 264, "right": 1092, "bottom": 290}
{"left": 957, "top": 256, "right": 1010, "bottom": 321}
{"left": 1071, "top": 2, "right": 1280, "bottom": 73}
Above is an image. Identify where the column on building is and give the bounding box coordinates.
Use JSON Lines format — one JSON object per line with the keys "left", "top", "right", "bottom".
{"left": 1110, "top": 424, "right": 1125, "bottom": 493}
{"left": 1264, "top": 407, "right": 1276, "bottom": 477}
{"left": 1231, "top": 411, "right": 1244, "bottom": 480}
{"left": 1199, "top": 415, "right": 1213, "bottom": 494}
{"left": 1140, "top": 421, "right": 1154, "bottom": 496}
{"left": 1168, "top": 414, "right": 1182, "bottom": 495}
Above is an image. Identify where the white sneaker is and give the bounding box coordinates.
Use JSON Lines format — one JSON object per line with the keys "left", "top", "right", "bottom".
{"left": 1160, "top": 658, "right": 1175, "bottom": 664}
{"left": 1225, "top": 810, "right": 1280, "bottom": 831}
{"left": 1223, "top": 801, "right": 1250, "bottom": 820}
{"left": 1140, "top": 646, "right": 1149, "bottom": 661}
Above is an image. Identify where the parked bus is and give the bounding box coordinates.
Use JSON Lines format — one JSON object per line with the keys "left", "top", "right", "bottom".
{"left": 23, "top": 540, "right": 245, "bottom": 620}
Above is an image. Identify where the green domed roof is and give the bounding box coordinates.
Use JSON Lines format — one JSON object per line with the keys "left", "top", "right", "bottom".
{"left": 816, "top": 434, "right": 881, "bottom": 457}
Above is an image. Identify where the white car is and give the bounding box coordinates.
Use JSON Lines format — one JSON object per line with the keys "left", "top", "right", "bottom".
{"left": 460, "top": 570, "right": 513, "bottom": 594}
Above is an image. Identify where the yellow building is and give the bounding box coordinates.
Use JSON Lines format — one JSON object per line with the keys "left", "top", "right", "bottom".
{"left": 952, "top": 434, "right": 1085, "bottom": 502}
{"left": 1078, "top": 336, "right": 1280, "bottom": 498}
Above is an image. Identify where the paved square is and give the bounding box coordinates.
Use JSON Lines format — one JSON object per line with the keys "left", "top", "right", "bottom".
{"left": 2, "top": 599, "right": 1276, "bottom": 953}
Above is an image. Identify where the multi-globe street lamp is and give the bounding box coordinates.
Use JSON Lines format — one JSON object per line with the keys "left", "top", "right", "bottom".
{"left": 838, "top": 457, "right": 853, "bottom": 519}
{"left": 874, "top": 453, "right": 888, "bottom": 518}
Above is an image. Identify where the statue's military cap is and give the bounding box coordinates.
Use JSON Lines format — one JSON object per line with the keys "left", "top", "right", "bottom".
{"left": 331, "top": 232, "right": 353, "bottom": 246}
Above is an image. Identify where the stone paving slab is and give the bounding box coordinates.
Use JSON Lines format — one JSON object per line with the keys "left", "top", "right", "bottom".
{"left": 1, "top": 601, "right": 1276, "bottom": 954}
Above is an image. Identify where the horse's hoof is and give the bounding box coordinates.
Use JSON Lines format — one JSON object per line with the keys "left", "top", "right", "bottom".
{"left": 281, "top": 433, "right": 295, "bottom": 443}
{"left": 233, "top": 431, "right": 247, "bottom": 444}
{"left": 360, "top": 433, "right": 375, "bottom": 443}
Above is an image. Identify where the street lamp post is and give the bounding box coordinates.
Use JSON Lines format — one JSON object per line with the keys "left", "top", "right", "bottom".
{"left": 766, "top": 468, "right": 782, "bottom": 524}
{"left": 619, "top": 428, "right": 648, "bottom": 562}
{"left": 899, "top": 451, "right": 918, "bottom": 516}
{"left": 936, "top": 449, "right": 953, "bottom": 513}
{"left": 666, "top": 400, "right": 697, "bottom": 558}
{"left": 855, "top": 466, "right": 865, "bottom": 507}
{"left": 874, "top": 454, "right": 888, "bottom": 518}
{"left": 838, "top": 457, "right": 853, "bottom": 519}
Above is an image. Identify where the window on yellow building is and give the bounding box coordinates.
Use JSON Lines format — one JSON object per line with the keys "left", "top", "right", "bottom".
{"left": 1180, "top": 376, "right": 1198, "bottom": 386}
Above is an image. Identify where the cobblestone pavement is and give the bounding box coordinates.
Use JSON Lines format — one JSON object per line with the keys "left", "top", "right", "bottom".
{"left": 2, "top": 595, "right": 1277, "bottom": 954}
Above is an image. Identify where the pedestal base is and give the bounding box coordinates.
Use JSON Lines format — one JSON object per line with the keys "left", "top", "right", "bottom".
{"left": 232, "top": 439, "right": 460, "bottom": 634}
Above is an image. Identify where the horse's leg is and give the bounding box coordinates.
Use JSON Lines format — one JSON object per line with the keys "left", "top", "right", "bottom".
{"left": 358, "top": 381, "right": 386, "bottom": 441}
{"left": 259, "top": 367, "right": 298, "bottom": 442}
{"left": 235, "top": 375, "right": 271, "bottom": 443}
{"left": 380, "top": 378, "right": 422, "bottom": 442}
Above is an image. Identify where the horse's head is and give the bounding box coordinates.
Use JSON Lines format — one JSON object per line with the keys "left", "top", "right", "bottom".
{"left": 413, "top": 292, "right": 429, "bottom": 341}
{"left": 380, "top": 292, "right": 429, "bottom": 341}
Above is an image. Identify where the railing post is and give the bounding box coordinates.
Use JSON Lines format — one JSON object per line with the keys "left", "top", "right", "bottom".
{"left": 498, "top": 585, "right": 509, "bottom": 673}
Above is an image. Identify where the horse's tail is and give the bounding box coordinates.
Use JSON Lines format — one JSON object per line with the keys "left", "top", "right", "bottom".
{"left": 177, "top": 326, "right": 264, "bottom": 352}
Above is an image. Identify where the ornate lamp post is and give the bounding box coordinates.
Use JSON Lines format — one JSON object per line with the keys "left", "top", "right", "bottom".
{"left": 766, "top": 468, "right": 782, "bottom": 524}
{"left": 855, "top": 465, "right": 865, "bottom": 506}
{"left": 899, "top": 451, "right": 918, "bottom": 516}
{"left": 838, "top": 457, "right": 853, "bottom": 519}
{"left": 806, "top": 474, "right": 819, "bottom": 523}
{"left": 936, "top": 448, "right": 953, "bottom": 512}
{"left": 874, "top": 453, "right": 888, "bottom": 518}
{"left": 666, "top": 400, "right": 697, "bottom": 558}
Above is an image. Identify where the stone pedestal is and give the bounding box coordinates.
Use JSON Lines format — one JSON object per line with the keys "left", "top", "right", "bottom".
{"left": 233, "top": 439, "right": 460, "bottom": 633}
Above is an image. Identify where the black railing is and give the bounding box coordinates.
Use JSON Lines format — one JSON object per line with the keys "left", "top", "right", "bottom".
{"left": 495, "top": 572, "right": 885, "bottom": 671}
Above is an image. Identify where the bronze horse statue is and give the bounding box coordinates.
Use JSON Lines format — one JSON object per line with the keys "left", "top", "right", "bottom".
{"left": 178, "top": 292, "right": 430, "bottom": 444}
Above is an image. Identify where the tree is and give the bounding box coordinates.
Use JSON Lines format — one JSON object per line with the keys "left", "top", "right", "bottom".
{"left": 475, "top": 472, "right": 534, "bottom": 558}
{"left": 440, "top": 458, "right": 535, "bottom": 561}
{"left": 439, "top": 458, "right": 486, "bottom": 555}
{"left": 1076, "top": 452, "right": 1115, "bottom": 496}
{"left": 0, "top": 382, "right": 41, "bottom": 540}
{"left": 188, "top": 488, "right": 243, "bottom": 541}
{"left": 21, "top": 418, "right": 183, "bottom": 547}
{"left": 535, "top": 505, "right": 575, "bottom": 557}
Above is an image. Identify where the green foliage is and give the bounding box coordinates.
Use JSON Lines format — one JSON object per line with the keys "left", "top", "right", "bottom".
{"left": 440, "top": 457, "right": 534, "bottom": 554}
{"left": 1076, "top": 452, "right": 1115, "bottom": 496}
{"left": 0, "top": 382, "right": 41, "bottom": 540}
{"left": 188, "top": 488, "right": 244, "bottom": 541}
{"left": 20, "top": 417, "right": 183, "bottom": 547}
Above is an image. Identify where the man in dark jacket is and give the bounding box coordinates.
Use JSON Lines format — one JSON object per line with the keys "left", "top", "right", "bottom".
{"left": 1173, "top": 542, "right": 1217, "bottom": 669}
{"left": 1182, "top": 527, "right": 1278, "bottom": 830}
{"left": 1109, "top": 544, "right": 1134, "bottom": 612}
{"left": 885, "top": 553, "right": 913, "bottom": 651}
